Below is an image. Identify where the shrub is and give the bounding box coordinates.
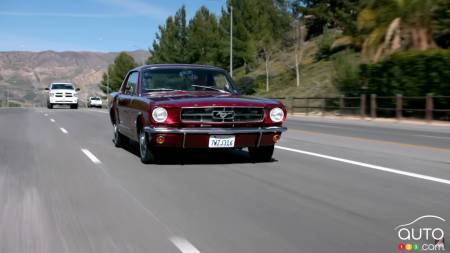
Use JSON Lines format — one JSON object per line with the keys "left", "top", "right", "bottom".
{"left": 361, "top": 50, "right": 450, "bottom": 96}
{"left": 332, "top": 49, "right": 361, "bottom": 96}
{"left": 236, "top": 76, "right": 256, "bottom": 95}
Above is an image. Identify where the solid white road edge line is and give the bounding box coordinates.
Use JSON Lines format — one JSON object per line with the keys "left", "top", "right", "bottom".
{"left": 50, "top": 118, "right": 55, "bottom": 122}
{"left": 81, "top": 149, "right": 101, "bottom": 164}
{"left": 60, "top": 128, "right": 68, "bottom": 134}
{"left": 170, "top": 237, "right": 201, "bottom": 253}
{"left": 275, "top": 145, "right": 450, "bottom": 185}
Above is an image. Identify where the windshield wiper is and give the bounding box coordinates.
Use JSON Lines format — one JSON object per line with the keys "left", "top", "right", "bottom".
{"left": 143, "top": 88, "right": 180, "bottom": 92}
{"left": 191, "top": 85, "right": 229, "bottom": 93}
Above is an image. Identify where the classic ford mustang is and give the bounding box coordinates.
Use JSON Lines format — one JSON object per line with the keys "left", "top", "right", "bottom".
{"left": 108, "top": 64, "right": 287, "bottom": 163}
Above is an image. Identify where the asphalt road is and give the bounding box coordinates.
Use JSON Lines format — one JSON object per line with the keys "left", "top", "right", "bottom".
{"left": 1, "top": 107, "right": 449, "bottom": 253}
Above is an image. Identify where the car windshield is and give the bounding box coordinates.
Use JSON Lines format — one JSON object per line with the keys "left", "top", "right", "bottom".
{"left": 141, "top": 68, "right": 234, "bottom": 93}
{"left": 51, "top": 84, "right": 74, "bottom": 90}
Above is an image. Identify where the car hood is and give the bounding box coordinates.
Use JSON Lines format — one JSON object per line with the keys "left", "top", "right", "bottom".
{"left": 50, "top": 89, "right": 76, "bottom": 93}
{"left": 143, "top": 91, "right": 283, "bottom": 108}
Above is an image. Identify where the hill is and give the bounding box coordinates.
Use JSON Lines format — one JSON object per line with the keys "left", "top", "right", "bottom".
{"left": 0, "top": 50, "right": 149, "bottom": 105}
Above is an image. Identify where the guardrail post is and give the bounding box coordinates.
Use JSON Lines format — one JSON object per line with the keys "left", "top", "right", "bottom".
{"left": 425, "top": 94, "right": 433, "bottom": 122}
{"left": 305, "top": 98, "right": 309, "bottom": 116}
{"left": 360, "top": 94, "right": 366, "bottom": 118}
{"left": 370, "top": 94, "right": 377, "bottom": 119}
{"left": 5, "top": 87, "right": 9, "bottom": 107}
{"left": 288, "top": 96, "right": 294, "bottom": 116}
{"left": 396, "top": 94, "right": 402, "bottom": 120}
{"left": 339, "top": 95, "right": 344, "bottom": 115}
{"left": 321, "top": 98, "right": 326, "bottom": 117}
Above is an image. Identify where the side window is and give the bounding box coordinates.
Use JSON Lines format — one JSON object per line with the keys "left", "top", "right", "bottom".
{"left": 125, "top": 72, "right": 139, "bottom": 96}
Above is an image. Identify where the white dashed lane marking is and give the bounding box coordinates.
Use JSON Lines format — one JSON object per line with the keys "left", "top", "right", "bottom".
{"left": 170, "top": 237, "right": 201, "bottom": 253}
{"left": 50, "top": 118, "right": 55, "bottom": 122}
{"left": 60, "top": 128, "right": 68, "bottom": 134}
{"left": 81, "top": 149, "right": 101, "bottom": 164}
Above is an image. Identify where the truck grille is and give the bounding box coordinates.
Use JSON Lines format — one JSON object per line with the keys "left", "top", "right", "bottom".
{"left": 54, "top": 92, "right": 73, "bottom": 97}
{"left": 181, "top": 107, "right": 264, "bottom": 123}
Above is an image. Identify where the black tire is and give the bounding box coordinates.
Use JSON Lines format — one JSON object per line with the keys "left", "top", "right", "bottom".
{"left": 70, "top": 104, "right": 78, "bottom": 109}
{"left": 112, "top": 123, "right": 126, "bottom": 147}
{"left": 248, "top": 145, "right": 274, "bottom": 162}
{"left": 47, "top": 101, "right": 53, "bottom": 109}
{"left": 139, "top": 129, "right": 156, "bottom": 164}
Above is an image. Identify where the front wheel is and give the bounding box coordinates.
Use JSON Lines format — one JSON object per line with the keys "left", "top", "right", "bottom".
{"left": 113, "top": 123, "right": 126, "bottom": 147}
{"left": 70, "top": 104, "right": 78, "bottom": 109}
{"left": 248, "top": 145, "right": 274, "bottom": 162}
{"left": 139, "top": 129, "right": 157, "bottom": 164}
{"left": 47, "top": 101, "right": 53, "bottom": 109}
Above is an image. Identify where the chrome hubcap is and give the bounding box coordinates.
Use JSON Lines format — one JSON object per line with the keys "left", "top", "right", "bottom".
{"left": 113, "top": 124, "right": 118, "bottom": 141}
{"left": 140, "top": 133, "right": 146, "bottom": 156}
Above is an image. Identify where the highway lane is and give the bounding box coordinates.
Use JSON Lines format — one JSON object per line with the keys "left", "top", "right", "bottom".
{"left": 1, "top": 108, "right": 449, "bottom": 253}
{"left": 286, "top": 116, "right": 450, "bottom": 149}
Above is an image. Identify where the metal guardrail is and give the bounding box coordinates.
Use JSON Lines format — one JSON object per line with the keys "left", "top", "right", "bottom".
{"left": 273, "top": 95, "right": 450, "bottom": 122}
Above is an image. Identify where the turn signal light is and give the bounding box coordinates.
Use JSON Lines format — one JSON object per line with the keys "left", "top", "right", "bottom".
{"left": 273, "top": 134, "right": 281, "bottom": 143}
{"left": 155, "top": 135, "right": 166, "bottom": 144}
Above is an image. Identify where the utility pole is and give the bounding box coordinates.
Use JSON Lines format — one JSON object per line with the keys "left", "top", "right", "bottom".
{"left": 229, "top": 4, "right": 233, "bottom": 77}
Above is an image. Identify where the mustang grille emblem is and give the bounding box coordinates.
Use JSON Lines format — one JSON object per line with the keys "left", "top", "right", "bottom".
{"left": 212, "top": 111, "right": 235, "bottom": 120}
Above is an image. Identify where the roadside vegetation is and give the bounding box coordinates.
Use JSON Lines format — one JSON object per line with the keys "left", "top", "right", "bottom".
{"left": 103, "top": 0, "right": 450, "bottom": 98}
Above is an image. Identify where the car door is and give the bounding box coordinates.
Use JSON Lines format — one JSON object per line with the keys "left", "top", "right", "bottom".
{"left": 117, "top": 71, "right": 138, "bottom": 137}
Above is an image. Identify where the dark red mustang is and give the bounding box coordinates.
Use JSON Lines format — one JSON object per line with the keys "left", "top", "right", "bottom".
{"left": 109, "top": 64, "right": 287, "bottom": 163}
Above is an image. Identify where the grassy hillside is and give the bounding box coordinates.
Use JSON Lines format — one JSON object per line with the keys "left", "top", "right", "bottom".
{"left": 234, "top": 36, "right": 341, "bottom": 98}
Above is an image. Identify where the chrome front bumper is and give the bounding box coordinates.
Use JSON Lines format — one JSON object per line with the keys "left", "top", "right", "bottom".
{"left": 144, "top": 126, "right": 287, "bottom": 135}
{"left": 144, "top": 126, "right": 287, "bottom": 148}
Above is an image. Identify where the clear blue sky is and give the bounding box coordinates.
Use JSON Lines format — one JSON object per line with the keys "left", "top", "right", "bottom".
{"left": 0, "top": 0, "right": 225, "bottom": 52}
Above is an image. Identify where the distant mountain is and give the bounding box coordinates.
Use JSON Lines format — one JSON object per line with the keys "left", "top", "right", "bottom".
{"left": 0, "top": 50, "right": 150, "bottom": 105}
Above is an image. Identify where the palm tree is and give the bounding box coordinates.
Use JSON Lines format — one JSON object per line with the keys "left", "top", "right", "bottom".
{"left": 357, "top": 0, "right": 439, "bottom": 62}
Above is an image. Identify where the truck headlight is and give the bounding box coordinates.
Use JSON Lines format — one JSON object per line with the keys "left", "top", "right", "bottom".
{"left": 269, "top": 107, "right": 284, "bottom": 122}
{"left": 152, "top": 107, "right": 168, "bottom": 123}
{"left": 49, "top": 92, "right": 55, "bottom": 97}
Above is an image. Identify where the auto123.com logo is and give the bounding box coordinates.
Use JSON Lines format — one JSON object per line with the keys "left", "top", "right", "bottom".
{"left": 395, "top": 215, "right": 446, "bottom": 251}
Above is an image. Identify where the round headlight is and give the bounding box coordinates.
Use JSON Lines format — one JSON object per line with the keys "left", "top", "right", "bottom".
{"left": 269, "top": 107, "right": 284, "bottom": 123}
{"left": 152, "top": 107, "right": 168, "bottom": 123}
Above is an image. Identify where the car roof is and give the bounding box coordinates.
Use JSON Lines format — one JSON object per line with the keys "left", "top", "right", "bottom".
{"left": 132, "top": 64, "right": 226, "bottom": 72}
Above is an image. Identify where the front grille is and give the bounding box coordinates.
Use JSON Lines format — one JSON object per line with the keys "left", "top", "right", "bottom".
{"left": 65, "top": 93, "right": 73, "bottom": 97}
{"left": 181, "top": 107, "right": 264, "bottom": 123}
{"left": 56, "top": 92, "right": 63, "bottom": 97}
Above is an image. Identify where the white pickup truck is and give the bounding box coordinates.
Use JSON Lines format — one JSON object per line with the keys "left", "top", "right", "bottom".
{"left": 45, "top": 83, "right": 80, "bottom": 109}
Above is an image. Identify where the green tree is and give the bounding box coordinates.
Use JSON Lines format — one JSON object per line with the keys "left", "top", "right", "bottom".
{"left": 291, "top": 0, "right": 360, "bottom": 38}
{"left": 99, "top": 52, "right": 138, "bottom": 93}
{"left": 434, "top": 0, "right": 450, "bottom": 48}
{"left": 250, "top": 0, "right": 290, "bottom": 92}
{"left": 186, "top": 7, "right": 221, "bottom": 65}
{"left": 147, "top": 6, "right": 188, "bottom": 64}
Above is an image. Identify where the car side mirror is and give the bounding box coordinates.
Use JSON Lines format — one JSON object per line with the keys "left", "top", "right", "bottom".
{"left": 44, "top": 88, "right": 49, "bottom": 91}
{"left": 76, "top": 88, "right": 80, "bottom": 91}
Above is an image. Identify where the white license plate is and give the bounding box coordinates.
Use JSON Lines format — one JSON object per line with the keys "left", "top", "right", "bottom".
{"left": 208, "top": 135, "right": 235, "bottom": 148}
